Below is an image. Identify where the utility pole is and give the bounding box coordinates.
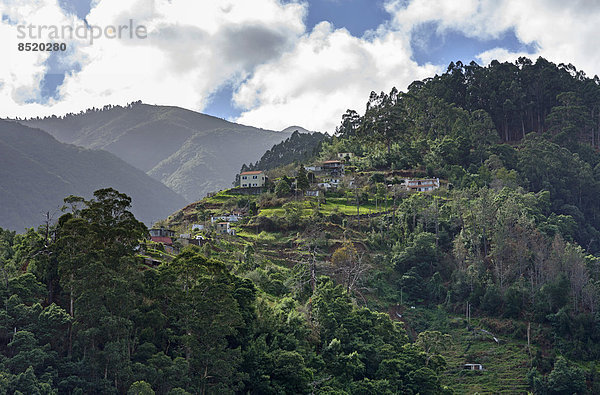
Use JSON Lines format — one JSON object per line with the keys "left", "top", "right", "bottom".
{"left": 466, "top": 302, "right": 471, "bottom": 326}
{"left": 527, "top": 322, "right": 531, "bottom": 357}
{"left": 355, "top": 187, "right": 360, "bottom": 228}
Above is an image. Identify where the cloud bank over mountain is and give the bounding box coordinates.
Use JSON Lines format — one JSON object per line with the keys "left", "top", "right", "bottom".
{"left": 2, "top": 0, "right": 599, "bottom": 132}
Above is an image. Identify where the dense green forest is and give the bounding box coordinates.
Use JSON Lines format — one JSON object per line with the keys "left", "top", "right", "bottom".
{"left": 0, "top": 189, "right": 447, "bottom": 394}
{"left": 3, "top": 57, "right": 600, "bottom": 393}
{"left": 336, "top": 56, "right": 600, "bottom": 254}
{"left": 239, "top": 130, "right": 329, "bottom": 175}
{"left": 322, "top": 56, "right": 600, "bottom": 392}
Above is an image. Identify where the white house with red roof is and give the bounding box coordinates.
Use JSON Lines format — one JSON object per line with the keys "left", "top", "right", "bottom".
{"left": 240, "top": 170, "right": 266, "bottom": 188}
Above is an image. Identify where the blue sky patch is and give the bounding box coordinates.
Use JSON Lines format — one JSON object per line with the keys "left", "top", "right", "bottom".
{"left": 39, "top": 51, "right": 81, "bottom": 104}
{"left": 57, "top": 0, "right": 92, "bottom": 19}
{"left": 304, "top": 0, "right": 390, "bottom": 36}
{"left": 411, "top": 22, "right": 538, "bottom": 66}
{"left": 203, "top": 83, "right": 242, "bottom": 122}
{"left": 2, "top": 14, "right": 17, "bottom": 25}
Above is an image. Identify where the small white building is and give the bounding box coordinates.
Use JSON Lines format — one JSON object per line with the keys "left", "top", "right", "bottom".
{"left": 192, "top": 224, "right": 204, "bottom": 231}
{"left": 337, "top": 152, "right": 354, "bottom": 160}
{"left": 405, "top": 178, "right": 440, "bottom": 192}
{"left": 240, "top": 171, "right": 266, "bottom": 188}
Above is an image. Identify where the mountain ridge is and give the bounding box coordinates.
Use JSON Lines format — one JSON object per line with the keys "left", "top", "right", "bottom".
{"left": 21, "top": 103, "right": 296, "bottom": 201}
{"left": 0, "top": 120, "right": 187, "bottom": 231}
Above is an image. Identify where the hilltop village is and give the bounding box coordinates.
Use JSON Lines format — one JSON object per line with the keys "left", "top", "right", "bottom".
{"left": 144, "top": 153, "right": 443, "bottom": 258}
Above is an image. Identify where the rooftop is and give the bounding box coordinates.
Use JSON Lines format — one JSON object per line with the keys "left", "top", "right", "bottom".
{"left": 240, "top": 170, "right": 264, "bottom": 175}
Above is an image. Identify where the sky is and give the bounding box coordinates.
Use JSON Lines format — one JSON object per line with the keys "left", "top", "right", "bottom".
{"left": 1, "top": 0, "right": 599, "bottom": 133}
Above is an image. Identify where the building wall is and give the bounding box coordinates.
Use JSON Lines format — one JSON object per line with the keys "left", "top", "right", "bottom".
{"left": 216, "top": 223, "right": 230, "bottom": 234}
{"left": 240, "top": 172, "right": 266, "bottom": 188}
{"left": 405, "top": 178, "right": 440, "bottom": 192}
{"left": 149, "top": 228, "right": 175, "bottom": 238}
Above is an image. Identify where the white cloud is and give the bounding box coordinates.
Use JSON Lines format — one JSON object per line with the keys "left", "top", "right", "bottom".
{"left": 386, "top": 0, "right": 520, "bottom": 39}
{"left": 234, "top": 22, "right": 438, "bottom": 132}
{"left": 388, "top": 0, "right": 600, "bottom": 77}
{"left": 0, "top": 0, "right": 78, "bottom": 112}
{"left": 58, "top": 0, "right": 307, "bottom": 112}
{"left": 476, "top": 47, "right": 531, "bottom": 66}
{"left": 0, "top": 0, "right": 307, "bottom": 118}
{"left": 3, "top": 0, "right": 600, "bottom": 132}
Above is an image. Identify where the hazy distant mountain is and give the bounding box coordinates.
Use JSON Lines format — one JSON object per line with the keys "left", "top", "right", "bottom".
{"left": 23, "top": 103, "right": 293, "bottom": 201}
{"left": 280, "top": 125, "right": 314, "bottom": 134}
{"left": 0, "top": 120, "right": 186, "bottom": 231}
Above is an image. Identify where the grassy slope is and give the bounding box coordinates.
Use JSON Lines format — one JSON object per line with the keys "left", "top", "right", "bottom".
{"left": 397, "top": 307, "right": 533, "bottom": 394}
{"left": 441, "top": 320, "right": 531, "bottom": 393}
{"left": 259, "top": 197, "right": 392, "bottom": 217}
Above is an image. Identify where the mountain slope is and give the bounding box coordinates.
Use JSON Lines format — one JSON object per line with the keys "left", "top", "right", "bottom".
{"left": 241, "top": 129, "right": 329, "bottom": 174}
{"left": 0, "top": 120, "right": 186, "bottom": 231}
{"left": 22, "top": 103, "right": 293, "bottom": 201}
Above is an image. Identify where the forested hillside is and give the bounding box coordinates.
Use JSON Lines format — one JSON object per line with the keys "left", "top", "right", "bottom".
{"left": 238, "top": 129, "right": 329, "bottom": 180}
{"left": 0, "top": 189, "right": 449, "bottom": 394}
{"left": 323, "top": 56, "right": 600, "bottom": 392}
{"left": 1, "top": 57, "right": 600, "bottom": 393}
{"left": 337, "top": 56, "right": 600, "bottom": 253}
{"left": 166, "top": 57, "right": 600, "bottom": 393}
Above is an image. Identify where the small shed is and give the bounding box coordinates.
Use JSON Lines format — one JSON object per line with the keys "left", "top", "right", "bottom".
{"left": 463, "top": 363, "right": 484, "bottom": 371}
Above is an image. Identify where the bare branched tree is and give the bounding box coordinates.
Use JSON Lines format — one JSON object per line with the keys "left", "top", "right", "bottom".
{"left": 330, "top": 241, "right": 372, "bottom": 305}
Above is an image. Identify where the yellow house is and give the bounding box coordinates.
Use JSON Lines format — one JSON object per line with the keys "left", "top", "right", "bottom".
{"left": 240, "top": 170, "right": 266, "bottom": 188}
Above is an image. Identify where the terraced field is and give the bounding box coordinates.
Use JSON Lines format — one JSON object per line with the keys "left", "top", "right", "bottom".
{"left": 426, "top": 317, "right": 533, "bottom": 393}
